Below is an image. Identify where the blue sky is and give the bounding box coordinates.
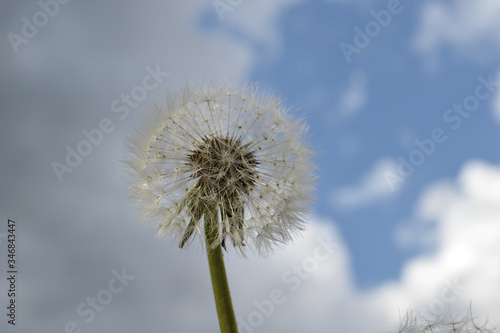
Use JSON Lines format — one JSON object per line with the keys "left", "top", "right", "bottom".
{"left": 2, "top": 1, "right": 500, "bottom": 332}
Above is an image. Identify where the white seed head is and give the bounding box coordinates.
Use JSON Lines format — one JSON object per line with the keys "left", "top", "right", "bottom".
{"left": 124, "top": 81, "right": 315, "bottom": 256}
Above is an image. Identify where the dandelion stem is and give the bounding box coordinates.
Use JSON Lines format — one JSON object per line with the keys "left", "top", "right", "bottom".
{"left": 205, "top": 207, "right": 239, "bottom": 333}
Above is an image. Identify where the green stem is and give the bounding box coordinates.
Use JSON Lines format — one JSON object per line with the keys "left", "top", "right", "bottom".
{"left": 205, "top": 208, "right": 239, "bottom": 333}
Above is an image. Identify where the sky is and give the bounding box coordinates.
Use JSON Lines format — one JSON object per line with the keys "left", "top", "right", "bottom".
{"left": 1, "top": 0, "right": 500, "bottom": 332}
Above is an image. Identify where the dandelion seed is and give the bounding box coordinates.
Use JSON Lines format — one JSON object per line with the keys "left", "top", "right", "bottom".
{"left": 124, "top": 81, "right": 315, "bottom": 256}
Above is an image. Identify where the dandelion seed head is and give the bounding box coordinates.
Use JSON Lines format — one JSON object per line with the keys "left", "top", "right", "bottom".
{"left": 124, "top": 81, "right": 315, "bottom": 256}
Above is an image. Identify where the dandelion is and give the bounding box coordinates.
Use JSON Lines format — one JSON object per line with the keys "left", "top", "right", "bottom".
{"left": 125, "top": 81, "right": 315, "bottom": 255}
{"left": 393, "top": 305, "right": 500, "bottom": 333}
{"left": 124, "top": 81, "right": 315, "bottom": 332}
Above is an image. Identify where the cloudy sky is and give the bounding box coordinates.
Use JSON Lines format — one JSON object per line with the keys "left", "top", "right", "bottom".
{"left": 1, "top": 1, "right": 500, "bottom": 332}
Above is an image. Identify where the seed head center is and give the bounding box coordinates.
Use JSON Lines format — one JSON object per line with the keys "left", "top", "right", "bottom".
{"left": 189, "top": 135, "right": 258, "bottom": 197}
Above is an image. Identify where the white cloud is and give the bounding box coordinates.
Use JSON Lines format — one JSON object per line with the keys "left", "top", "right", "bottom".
{"left": 413, "top": 0, "right": 500, "bottom": 67}
{"left": 331, "top": 158, "right": 399, "bottom": 209}
{"left": 386, "top": 160, "right": 500, "bottom": 325}
{"left": 227, "top": 217, "right": 364, "bottom": 332}
{"left": 338, "top": 70, "right": 367, "bottom": 117}
{"left": 239, "top": 158, "right": 500, "bottom": 331}
{"left": 394, "top": 180, "right": 454, "bottom": 250}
